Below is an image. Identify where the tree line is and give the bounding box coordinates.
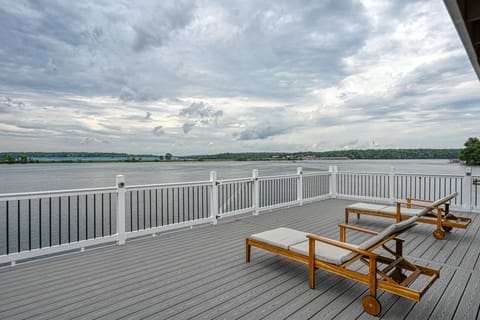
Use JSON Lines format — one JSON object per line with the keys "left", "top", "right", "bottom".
{"left": 188, "top": 149, "right": 461, "bottom": 161}
{"left": 0, "top": 152, "right": 172, "bottom": 164}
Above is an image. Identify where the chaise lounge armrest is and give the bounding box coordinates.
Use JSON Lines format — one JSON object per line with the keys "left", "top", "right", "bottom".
{"left": 338, "top": 223, "right": 379, "bottom": 235}
{"left": 406, "top": 197, "right": 433, "bottom": 203}
{"left": 338, "top": 223, "right": 382, "bottom": 243}
{"left": 396, "top": 201, "right": 436, "bottom": 209}
{"left": 306, "top": 234, "right": 378, "bottom": 258}
{"left": 337, "top": 223, "right": 407, "bottom": 245}
{"left": 396, "top": 201, "right": 447, "bottom": 214}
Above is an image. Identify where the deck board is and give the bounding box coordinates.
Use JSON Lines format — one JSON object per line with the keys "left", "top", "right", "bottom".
{"left": 429, "top": 270, "right": 471, "bottom": 320}
{"left": 0, "top": 199, "right": 478, "bottom": 319}
{"left": 452, "top": 273, "right": 480, "bottom": 320}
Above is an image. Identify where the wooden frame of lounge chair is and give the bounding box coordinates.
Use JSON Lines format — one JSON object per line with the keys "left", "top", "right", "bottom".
{"left": 246, "top": 224, "right": 439, "bottom": 316}
{"left": 345, "top": 192, "right": 471, "bottom": 240}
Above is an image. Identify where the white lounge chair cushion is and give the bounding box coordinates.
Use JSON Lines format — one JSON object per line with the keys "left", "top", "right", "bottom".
{"left": 358, "top": 216, "right": 418, "bottom": 250}
{"left": 431, "top": 192, "right": 457, "bottom": 207}
{"left": 379, "top": 206, "right": 424, "bottom": 216}
{"left": 347, "top": 203, "right": 388, "bottom": 212}
{"left": 415, "top": 192, "right": 458, "bottom": 217}
{"left": 289, "top": 240, "right": 359, "bottom": 265}
{"left": 249, "top": 227, "right": 308, "bottom": 250}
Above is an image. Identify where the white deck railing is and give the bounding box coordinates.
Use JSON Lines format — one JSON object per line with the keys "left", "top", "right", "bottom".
{"left": 334, "top": 168, "right": 475, "bottom": 210}
{"left": 0, "top": 166, "right": 477, "bottom": 265}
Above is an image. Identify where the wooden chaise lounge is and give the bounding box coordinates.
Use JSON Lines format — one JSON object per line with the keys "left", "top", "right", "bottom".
{"left": 344, "top": 192, "right": 471, "bottom": 240}
{"left": 246, "top": 217, "right": 439, "bottom": 316}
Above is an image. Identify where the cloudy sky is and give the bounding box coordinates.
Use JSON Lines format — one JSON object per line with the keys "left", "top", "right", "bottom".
{"left": 0, "top": 0, "right": 479, "bottom": 155}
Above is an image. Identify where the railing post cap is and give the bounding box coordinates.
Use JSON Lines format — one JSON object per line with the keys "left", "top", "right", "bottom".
{"left": 297, "top": 167, "right": 303, "bottom": 174}
{"left": 466, "top": 167, "right": 472, "bottom": 176}
{"left": 210, "top": 171, "right": 217, "bottom": 180}
{"left": 252, "top": 169, "right": 259, "bottom": 177}
{"left": 116, "top": 175, "right": 125, "bottom": 187}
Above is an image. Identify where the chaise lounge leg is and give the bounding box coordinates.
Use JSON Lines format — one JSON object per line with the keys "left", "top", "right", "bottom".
{"left": 434, "top": 207, "right": 445, "bottom": 240}
{"left": 433, "top": 229, "right": 445, "bottom": 240}
{"left": 442, "top": 203, "right": 458, "bottom": 232}
{"left": 309, "top": 238, "right": 316, "bottom": 289}
{"left": 246, "top": 239, "right": 251, "bottom": 263}
{"left": 345, "top": 209, "right": 349, "bottom": 223}
{"left": 392, "top": 239, "right": 405, "bottom": 282}
{"left": 363, "top": 256, "right": 381, "bottom": 315}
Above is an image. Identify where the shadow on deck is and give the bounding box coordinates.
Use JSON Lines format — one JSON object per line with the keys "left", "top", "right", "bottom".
{"left": 0, "top": 199, "right": 479, "bottom": 319}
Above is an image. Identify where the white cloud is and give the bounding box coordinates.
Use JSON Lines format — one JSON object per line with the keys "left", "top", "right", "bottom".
{"left": 0, "top": 0, "right": 478, "bottom": 155}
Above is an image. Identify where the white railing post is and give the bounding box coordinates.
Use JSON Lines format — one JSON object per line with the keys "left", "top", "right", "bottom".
{"left": 252, "top": 169, "right": 260, "bottom": 215}
{"left": 210, "top": 171, "right": 219, "bottom": 224}
{"left": 463, "top": 167, "right": 473, "bottom": 211}
{"left": 329, "top": 166, "right": 337, "bottom": 198}
{"left": 389, "top": 166, "right": 396, "bottom": 203}
{"left": 116, "top": 175, "right": 126, "bottom": 245}
{"left": 297, "top": 167, "right": 303, "bottom": 206}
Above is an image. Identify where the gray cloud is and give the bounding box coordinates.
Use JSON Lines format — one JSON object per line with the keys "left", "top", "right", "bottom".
{"left": 237, "top": 125, "right": 290, "bottom": 141}
{"left": 153, "top": 126, "right": 165, "bottom": 136}
{"left": 179, "top": 102, "right": 223, "bottom": 121}
{"left": 126, "top": 112, "right": 154, "bottom": 122}
{"left": 80, "top": 137, "right": 110, "bottom": 145}
{"left": 0, "top": 0, "right": 478, "bottom": 154}
{"left": 232, "top": 106, "right": 300, "bottom": 141}
{"left": 0, "top": 97, "right": 25, "bottom": 111}
{"left": 178, "top": 101, "right": 223, "bottom": 133}
{"left": 0, "top": 0, "right": 371, "bottom": 101}
{"left": 182, "top": 122, "right": 195, "bottom": 134}
{"left": 132, "top": 2, "right": 196, "bottom": 52}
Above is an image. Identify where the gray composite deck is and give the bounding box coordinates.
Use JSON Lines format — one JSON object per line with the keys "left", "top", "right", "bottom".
{"left": 0, "top": 199, "right": 479, "bottom": 319}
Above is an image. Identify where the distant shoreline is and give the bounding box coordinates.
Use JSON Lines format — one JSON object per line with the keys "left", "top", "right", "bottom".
{"left": 0, "top": 158, "right": 464, "bottom": 165}
{"left": 0, "top": 149, "right": 462, "bottom": 164}
{"left": 0, "top": 159, "right": 179, "bottom": 164}
{"left": 0, "top": 159, "right": 288, "bottom": 165}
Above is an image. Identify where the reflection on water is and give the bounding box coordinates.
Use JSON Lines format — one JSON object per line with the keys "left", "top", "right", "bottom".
{"left": 0, "top": 159, "right": 477, "bottom": 194}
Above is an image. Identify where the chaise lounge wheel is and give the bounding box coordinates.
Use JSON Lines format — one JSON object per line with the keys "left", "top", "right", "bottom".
{"left": 442, "top": 226, "right": 452, "bottom": 232}
{"left": 362, "top": 295, "right": 381, "bottom": 316}
{"left": 433, "top": 229, "right": 445, "bottom": 240}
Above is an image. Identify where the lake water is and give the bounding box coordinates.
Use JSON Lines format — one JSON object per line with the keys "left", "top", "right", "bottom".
{"left": 1, "top": 159, "right": 478, "bottom": 194}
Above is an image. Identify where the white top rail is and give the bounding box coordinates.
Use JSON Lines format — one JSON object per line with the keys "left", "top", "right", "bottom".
{"left": 0, "top": 186, "right": 116, "bottom": 201}
{"left": 337, "top": 170, "right": 463, "bottom": 178}
{"left": 337, "top": 171, "right": 388, "bottom": 175}
{"left": 393, "top": 173, "right": 464, "bottom": 178}
{"left": 218, "top": 177, "right": 253, "bottom": 184}
{"left": 258, "top": 174, "right": 299, "bottom": 180}
{"left": 303, "top": 171, "right": 330, "bottom": 177}
{"left": 126, "top": 180, "right": 211, "bottom": 191}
